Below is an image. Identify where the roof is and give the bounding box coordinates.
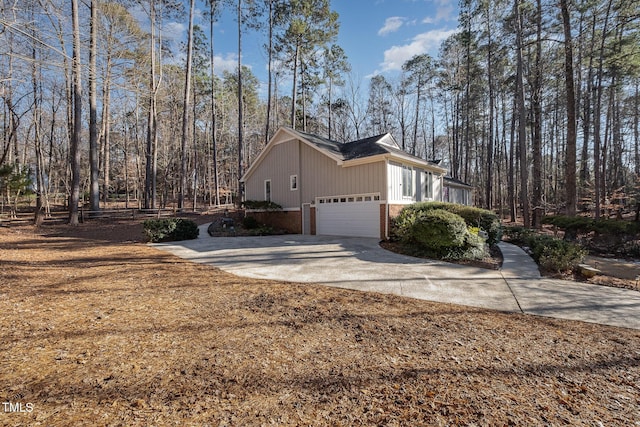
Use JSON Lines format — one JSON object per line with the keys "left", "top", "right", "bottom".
{"left": 444, "top": 176, "right": 473, "bottom": 188}
{"left": 241, "top": 127, "right": 448, "bottom": 182}
{"left": 289, "top": 128, "right": 445, "bottom": 169}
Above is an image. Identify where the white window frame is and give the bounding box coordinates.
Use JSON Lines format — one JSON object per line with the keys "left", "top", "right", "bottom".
{"left": 290, "top": 174, "right": 298, "bottom": 191}
{"left": 402, "top": 165, "right": 413, "bottom": 198}
{"left": 425, "top": 171, "right": 433, "bottom": 199}
{"left": 264, "top": 179, "right": 271, "bottom": 202}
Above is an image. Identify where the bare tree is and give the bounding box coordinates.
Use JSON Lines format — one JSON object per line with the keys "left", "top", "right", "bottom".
{"left": 68, "top": 0, "right": 82, "bottom": 225}
{"left": 178, "top": 0, "right": 195, "bottom": 210}
{"left": 560, "top": 0, "right": 577, "bottom": 216}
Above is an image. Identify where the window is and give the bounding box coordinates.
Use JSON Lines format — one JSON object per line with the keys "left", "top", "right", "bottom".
{"left": 290, "top": 175, "right": 298, "bottom": 191}
{"left": 425, "top": 172, "right": 433, "bottom": 199}
{"left": 402, "top": 165, "right": 413, "bottom": 198}
{"left": 264, "top": 180, "right": 271, "bottom": 202}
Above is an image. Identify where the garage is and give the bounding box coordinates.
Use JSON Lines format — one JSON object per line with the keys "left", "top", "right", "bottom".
{"left": 315, "top": 194, "right": 381, "bottom": 238}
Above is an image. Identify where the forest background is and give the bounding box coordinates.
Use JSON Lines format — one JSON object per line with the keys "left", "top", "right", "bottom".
{"left": 1, "top": 0, "right": 639, "bottom": 227}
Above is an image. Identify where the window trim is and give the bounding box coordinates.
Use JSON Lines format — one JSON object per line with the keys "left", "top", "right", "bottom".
{"left": 290, "top": 174, "right": 298, "bottom": 191}
{"left": 402, "top": 165, "right": 413, "bottom": 198}
{"left": 264, "top": 179, "right": 271, "bottom": 202}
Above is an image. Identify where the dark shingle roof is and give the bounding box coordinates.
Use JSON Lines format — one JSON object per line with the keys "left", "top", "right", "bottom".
{"left": 289, "top": 128, "right": 442, "bottom": 168}
{"left": 444, "top": 176, "right": 473, "bottom": 188}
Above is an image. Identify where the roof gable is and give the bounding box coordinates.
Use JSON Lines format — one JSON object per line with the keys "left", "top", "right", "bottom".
{"left": 241, "top": 127, "right": 447, "bottom": 182}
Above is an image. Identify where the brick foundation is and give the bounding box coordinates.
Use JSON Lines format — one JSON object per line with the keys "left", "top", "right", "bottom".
{"left": 249, "top": 210, "right": 302, "bottom": 234}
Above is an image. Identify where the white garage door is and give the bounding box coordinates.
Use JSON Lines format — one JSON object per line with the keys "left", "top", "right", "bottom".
{"left": 315, "top": 194, "right": 380, "bottom": 238}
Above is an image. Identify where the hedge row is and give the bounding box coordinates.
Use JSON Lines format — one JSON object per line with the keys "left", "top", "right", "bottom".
{"left": 397, "top": 202, "right": 502, "bottom": 245}
{"left": 542, "top": 215, "right": 640, "bottom": 239}
{"left": 143, "top": 218, "right": 199, "bottom": 242}
{"left": 504, "top": 227, "right": 587, "bottom": 273}
{"left": 394, "top": 204, "right": 489, "bottom": 260}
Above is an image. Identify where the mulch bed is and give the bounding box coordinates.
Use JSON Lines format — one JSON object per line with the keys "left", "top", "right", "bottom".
{"left": 1, "top": 222, "right": 639, "bottom": 426}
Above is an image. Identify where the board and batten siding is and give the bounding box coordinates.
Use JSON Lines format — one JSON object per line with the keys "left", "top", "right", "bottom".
{"left": 299, "top": 142, "right": 386, "bottom": 204}
{"left": 387, "top": 161, "right": 412, "bottom": 202}
{"left": 244, "top": 139, "right": 300, "bottom": 208}
{"left": 388, "top": 161, "right": 443, "bottom": 203}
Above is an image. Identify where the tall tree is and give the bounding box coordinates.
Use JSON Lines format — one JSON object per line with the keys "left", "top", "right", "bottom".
{"left": 179, "top": 0, "right": 195, "bottom": 210}
{"left": 237, "top": 0, "right": 244, "bottom": 203}
{"left": 515, "top": 0, "right": 530, "bottom": 227}
{"left": 275, "top": 0, "right": 339, "bottom": 130}
{"left": 69, "top": 0, "right": 82, "bottom": 225}
{"left": 144, "top": 0, "right": 159, "bottom": 209}
{"left": 206, "top": 0, "right": 221, "bottom": 205}
{"left": 560, "top": 0, "right": 577, "bottom": 216}
{"left": 402, "top": 54, "right": 434, "bottom": 157}
{"left": 322, "top": 44, "right": 350, "bottom": 140}
{"left": 89, "top": 0, "right": 100, "bottom": 212}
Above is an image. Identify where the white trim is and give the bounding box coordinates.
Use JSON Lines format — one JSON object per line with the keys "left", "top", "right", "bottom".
{"left": 315, "top": 192, "right": 381, "bottom": 205}
{"left": 290, "top": 174, "right": 298, "bottom": 191}
{"left": 246, "top": 207, "right": 300, "bottom": 213}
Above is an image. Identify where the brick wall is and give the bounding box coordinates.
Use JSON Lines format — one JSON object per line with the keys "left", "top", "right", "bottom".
{"left": 250, "top": 210, "right": 302, "bottom": 234}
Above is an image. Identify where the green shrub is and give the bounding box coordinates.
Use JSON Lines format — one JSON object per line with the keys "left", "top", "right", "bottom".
{"left": 400, "top": 202, "right": 502, "bottom": 244}
{"left": 503, "top": 226, "right": 535, "bottom": 244}
{"left": 243, "top": 200, "right": 282, "bottom": 211}
{"left": 543, "top": 215, "right": 640, "bottom": 240}
{"left": 143, "top": 218, "right": 199, "bottom": 242}
{"left": 525, "top": 234, "right": 587, "bottom": 273}
{"left": 396, "top": 207, "right": 486, "bottom": 260}
{"left": 408, "top": 209, "right": 468, "bottom": 249}
{"left": 242, "top": 216, "right": 260, "bottom": 229}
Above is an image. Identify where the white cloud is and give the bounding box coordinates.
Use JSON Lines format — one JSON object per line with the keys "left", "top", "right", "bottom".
{"left": 378, "top": 17, "right": 405, "bottom": 36}
{"left": 163, "top": 22, "right": 186, "bottom": 42}
{"left": 214, "top": 53, "right": 240, "bottom": 75}
{"left": 435, "top": 5, "right": 454, "bottom": 21}
{"left": 378, "top": 28, "right": 457, "bottom": 72}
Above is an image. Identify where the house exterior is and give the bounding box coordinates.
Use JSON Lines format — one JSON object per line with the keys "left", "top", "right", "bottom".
{"left": 443, "top": 176, "right": 474, "bottom": 206}
{"left": 241, "top": 127, "right": 448, "bottom": 239}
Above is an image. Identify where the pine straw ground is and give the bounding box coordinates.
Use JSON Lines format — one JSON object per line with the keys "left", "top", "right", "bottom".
{"left": 1, "top": 220, "right": 639, "bottom": 426}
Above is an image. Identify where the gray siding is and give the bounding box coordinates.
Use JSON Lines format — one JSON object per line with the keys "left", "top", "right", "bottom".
{"left": 299, "top": 142, "right": 386, "bottom": 203}
{"left": 244, "top": 139, "right": 300, "bottom": 208}
{"left": 445, "top": 186, "right": 472, "bottom": 205}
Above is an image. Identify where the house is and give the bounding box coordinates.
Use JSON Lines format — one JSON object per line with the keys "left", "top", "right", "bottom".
{"left": 241, "top": 127, "right": 448, "bottom": 239}
{"left": 443, "top": 176, "right": 473, "bottom": 206}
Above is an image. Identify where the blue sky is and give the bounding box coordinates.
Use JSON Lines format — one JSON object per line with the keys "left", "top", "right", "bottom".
{"left": 156, "top": 0, "right": 459, "bottom": 85}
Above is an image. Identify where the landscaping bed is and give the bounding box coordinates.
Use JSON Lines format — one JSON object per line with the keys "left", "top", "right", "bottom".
{"left": 1, "top": 222, "right": 639, "bottom": 425}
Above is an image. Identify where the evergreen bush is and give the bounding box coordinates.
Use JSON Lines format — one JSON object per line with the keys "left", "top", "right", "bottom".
{"left": 525, "top": 234, "right": 586, "bottom": 273}
{"left": 395, "top": 207, "right": 486, "bottom": 260}
{"left": 400, "top": 202, "right": 502, "bottom": 244}
{"left": 242, "top": 216, "right": 260, "bottom": 229}
{"left": 143, "top": 218, "right": 199, "bottom": 242}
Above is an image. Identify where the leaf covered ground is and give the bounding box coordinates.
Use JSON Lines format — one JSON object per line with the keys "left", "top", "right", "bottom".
{"left": 1, "top": 221, "right": 639, "bottom": 426}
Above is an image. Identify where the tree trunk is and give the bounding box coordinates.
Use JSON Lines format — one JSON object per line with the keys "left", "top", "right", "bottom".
{"left": 515, "top": 0, "right": 530, "bottom": 227}
{"left": 179, "top": 0, "right": 195, "bottom": 210}
{"left": 291, "top": 41, "right": 299, "bottom": 130}
{"left": 89, "top": 0, "right": 100, "bottom": 212}
{"left": 69, "top": 0, "right": 82, "bottom": 225}
{"left": 145, "top": 0, "right": 157, "bottom": 210}
{"left": 209, "top": 1, "right": 220, "bottom": 206}
{"left": 102, "top": 56, "right": 112, "bottom": 206}
{"left": 237, "top": 0, "right": 244, "bottom": 204}
{"left": 532, "top": 0, "right": 544, "bottom": 225}
{"left": 265, "top": 0, "right": 273, "bottom": 145}
{"left": 560, "top": 0, "right": 577, "bottom": 216}
{"left": 485, "top": 6, "right": 494, "bottom": 211}
{"left": 593, "top": 0, "right": 613, "bottom": 219}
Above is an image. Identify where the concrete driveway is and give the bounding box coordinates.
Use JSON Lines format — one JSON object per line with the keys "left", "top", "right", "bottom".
{"left": 154, "top": 224, "right": 640, "bottom": 330}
